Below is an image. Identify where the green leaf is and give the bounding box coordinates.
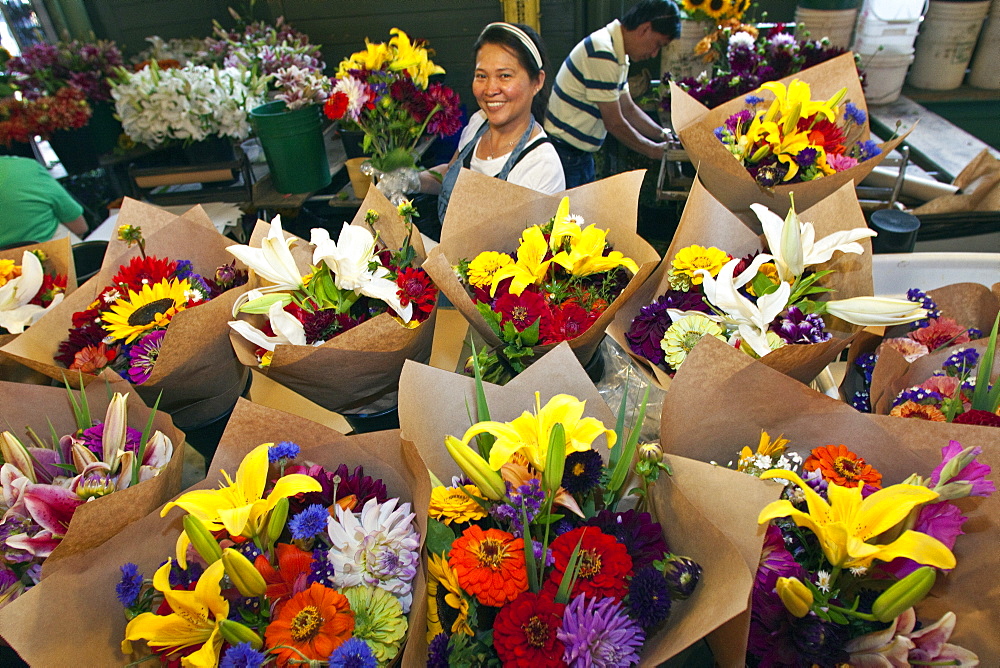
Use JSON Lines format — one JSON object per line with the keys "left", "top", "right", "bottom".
{"left": 521, "top": 506, "right": 539, "bottom": 592}
{"left": 520, "top": 317, "right": 540, "bottom": 347}
{"left": 475, "top": 303, "right": 503, "bottom": 336}
{"left": 534, "top": 513, "right": 564, "bottom": 525}
{"left": 554, "top": 534, "right": 585, "bottom": 604}
{"left": 972, "top": 314, "right": 1000, "bottom": 411}
{"left": 468, "top": 338, "right": 495, "bottom": 459}
{"left": 426, "top": 518, "right": 457, "bottom": 558}
{"left": 610, "top": 371, "right": 630, "bottom": 470}
{"left": 132, "top": 390, "right": 163, "bottom": 486}
{"left": 608, "top": 384, "right": 649, "bottom": 503}
{"left": 238, "top": 292, "right": 293, "bottom": 314}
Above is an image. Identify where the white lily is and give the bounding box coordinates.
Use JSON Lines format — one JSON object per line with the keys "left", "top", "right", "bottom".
{"left": 226, "top": 215, "right": 304, "bottom": 293}
{"left": 229, "top": 299, "right": 311, "bottom": 352}
{"left": 824, "top": 296, "right": 928, "bottom": 327}
{"left": 752, "top": 202, "right": 876, "bottom": 283}
{"left": 311, "top": 223, "right": 413, "bottom": 322}
{"left": 0, "top": 251, "right": 63, "bottom": 334}
{"left": 697, "top": 255, "right": 791, "bottom": 357}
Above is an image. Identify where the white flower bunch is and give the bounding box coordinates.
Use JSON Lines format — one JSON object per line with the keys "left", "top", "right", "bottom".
{"left": 112, "top": 63, "right": 266, "bottom": 146}
{"left": 273, "top": 65, "right": 331, "bottom": 110}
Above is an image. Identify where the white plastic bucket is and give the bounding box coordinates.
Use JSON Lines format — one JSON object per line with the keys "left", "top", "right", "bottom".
{"left": 795, "top": 7, "right": 859, "bottom": 48}
{"left": 969, "top": 6, "right": 1000, "bottom": 88}
{"left": 660, "top": 19, "right": 709, "bottom": 81}
{"left": 853, "top": 1, "right": 924, "bottom": 55}
{"left": 860, "top": 49, "right": 916, "bottom": 104}
{"left": 909, "top": 0, "right": 990, "bottom": 90}
{"left": 862, "top": 0, "right": 927, "bottom": 21}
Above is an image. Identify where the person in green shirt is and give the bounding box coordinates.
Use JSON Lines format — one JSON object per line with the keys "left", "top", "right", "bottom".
{"left": 0, "top": 156, "right": 87, "bottom": 248}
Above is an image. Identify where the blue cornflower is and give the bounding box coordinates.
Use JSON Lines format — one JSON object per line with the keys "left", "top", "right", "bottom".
{"left": 220, "top": 642, "right": 266, "bottom": 668}
{"left": 174, "top": 259, "right": 195, "bottom": 279}
{"left": 850, "top": 390, "right": 872, "bottom": 413}
{"left": 713, "top": 126, "right": 728, "bottom": 141}
{"left": 116, "top": 562, "right": 143, "bottom": 607}
{"left": 857, "top": 139, "right": 882, "bottom": 161}
{"left": 328, "top": 637, "right": 377, "bottom": 668}
{"left": 944, "top": 347, "right": 980, "bottom": 375}
{"left": 843, "top": 102, "right": 866, "bottom": 126}
{"left": 268, "top": 441, "right": 300, "bottom": 462}
{"left": 745, "top": 94, "right": 764, "bottom": 106}
{"left": 289, "top": 504, "right": 330, "bottom": 540}
{"left": 968, "top": 327, "right": 983, "bottom": 339}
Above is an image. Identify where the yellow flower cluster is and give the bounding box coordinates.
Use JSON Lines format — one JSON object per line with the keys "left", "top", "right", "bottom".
{"left": 671, "top": 244, "right": 730, "bottom": 286}
{"left": 336, "top": 28, "right": 445, "bottom": 89}
{"left": 466, "top": 251, "right": 513, "bottom": 289}
{"left": 682, "top": 0, "right": 752, "bottom": 22}
{"left": 0, "top": 258, "right": 22, "bottom": 287}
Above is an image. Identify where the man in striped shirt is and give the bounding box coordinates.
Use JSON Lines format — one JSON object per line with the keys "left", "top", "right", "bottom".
{"left": 544, "top": 0, "right": 681, "bottom": 188}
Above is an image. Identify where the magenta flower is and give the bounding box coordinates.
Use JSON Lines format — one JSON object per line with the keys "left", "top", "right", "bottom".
{"left": 931, "top": 441, "right": 995, "bottom": 498}
{"left": 558, "top": 594, "right": 644, "bottom": 667}
{"left": 127, "top": 329, "right": 166, "bottom": 385}
{"left": 882, "top": 501, "right": 966, "bottom": 579}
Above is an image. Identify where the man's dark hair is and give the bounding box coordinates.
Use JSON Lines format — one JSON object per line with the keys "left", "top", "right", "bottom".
{"left": 621, "top": 0, "right": 681, "bottom": 39}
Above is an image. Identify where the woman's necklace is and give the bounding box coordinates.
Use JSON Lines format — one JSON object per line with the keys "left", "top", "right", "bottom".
{"left": 485, "top": 127, "right": 520, "bottom": 160}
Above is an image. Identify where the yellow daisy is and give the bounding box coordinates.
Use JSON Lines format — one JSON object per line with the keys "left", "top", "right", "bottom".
{"left": 661, "top": 314, "right": 726, "bottom": 369}
{"left": 426, "top": 552, "right": 472, "bottom": 643}
{"left": 671, "top": 245, "right": 731, "bottom": 285}
{"left": 102, "top": 278, "right": 192, "bottom": 344}
{"left": 465, "top": 251, "right": 513, "bottom": 289}
{"left": 738, "top": 431, "right": 790, "bottom": 471}
{"left": 428, "top": 485, "right": 489, "bottom": 525}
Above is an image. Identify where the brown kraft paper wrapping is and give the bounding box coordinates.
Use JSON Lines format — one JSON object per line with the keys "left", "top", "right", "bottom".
{"left": 0, "top": 199, "right": 250, "bottom": 428}
{"left": 0, "top": 398, "right": 431, "bottom": 665}
{"left": 423, "top": 169, "right": 661, "bottom": 368}
{"left": 671, "top": 52, "right": 911, "bottom": 221}
{"left": 608, "top": 178, "right": 872, "bottom": 391}
{"left": 660, "top": 334, "right": 1000, "bottom": 664}
{"left": 0, "top": 236, "right": 78, "bottom": 383}
{"left": 0, "top": 369, "right": 183, "bottom": 579}
{"left": 397, "top": 342, "right": 775, "bottom": 666}
{"left": 229, "top": 187, "right": 437, "bottom": 413}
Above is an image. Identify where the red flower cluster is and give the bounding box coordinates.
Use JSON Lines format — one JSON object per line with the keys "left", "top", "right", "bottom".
{"left": 492, "top": 286, "right": 606, "bottom": 346}
{"left": 395, "top": 266, "right": 437, "bottom": 321}
{"left": 0, "top": 87, "right": 92, "bottom": 145}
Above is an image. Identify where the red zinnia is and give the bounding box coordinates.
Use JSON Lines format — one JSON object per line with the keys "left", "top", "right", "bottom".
{"left": 112, "top": 255, "right": 178, "bottom": 291}
{"left": 495, "top": 289, "right": 548, "bottom": 332}
{"left": 323, "top": 92, "right": 349, "bottom": 121}
{"left": 545, "top": 526, "right": 632, "bottom": 601}
{"left": 804, "top": 444, "right": 882, "bottom": 488}
{"left": 395, "top": 266, "right": 437, "bottom": 322}
{"left": 493, "top": 591, "right": 567, "bottom": 668}
{"left": 909, "top": 317, "right": 971, "bottom": 351}
{"left": 541, "top": 301, "right": 597, "bottom": 344}
{"left": 255, "top": 542, "right": 313, "bottom": 612}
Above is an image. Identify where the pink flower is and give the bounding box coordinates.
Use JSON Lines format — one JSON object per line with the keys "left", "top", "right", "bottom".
{"left": 846, "top": 607, "right": 979, "bottom": 666}
{"left": 910, "top": 317, "right": 970, "bottom": 351}
{"left": 882, "top": 501, "right": 965, "bottom": 578}
{"left": 825, "top": 152, "right": 858, "bottom": 172}
{"left": 919, "top": 375, "right": 964, "bottom": 402}
{"left": 884, "top": 337, "right": 929, "bottom": 362}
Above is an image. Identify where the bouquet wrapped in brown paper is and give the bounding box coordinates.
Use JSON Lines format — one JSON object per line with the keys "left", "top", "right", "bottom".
{"left": 0, "top": 397, "right": 432, "bottom": 666}
{"left": 423, "top": 169, "right": 660, "bottom": 379}
{"left": 227, "top": 187, "right": 438, "bottom": 414}
{"left": 660, "top": 334, "right": 1000, "bottom": 664}
{"left": 0, "top": 236, "right": 77, "bottom": 383}
{"left": 671, "top": 52, "right": 908, "bottom": 220}
{"left": 0, "top": 199, "right": 251, "bottom": 429}
{"left": 397, "top": 342, "right": 777, "bottom": 665}
{"left": 0, "top": 370, "right": 183, "bottom": 604}
{"left": 610, "top": 178, "right": 898, "bottom": 391}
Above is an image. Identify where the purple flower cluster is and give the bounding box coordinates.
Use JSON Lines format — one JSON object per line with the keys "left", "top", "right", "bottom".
{"left": 626, "top": 290, "right": 708, "bottom": 367}
{"left": 80, "top": 422, "right": 144, "bottom": 458}
{"left": 850, "top": 390, "right": 871, "bottom": 413}
{"left": 843, "top": 102, "right": 866, "bottom": 126}
{"left": 586, "top": 509, "right": 668, "bottom": 570}
{"left": 771, "top": 306, "right": 831, "bottom": 344}
{"left": 906, "top": 288, "right": 940, "bottom": 328}
{"left": 492, "top": 479, "right": 544, "bottom": 536}
{"left": 892, "top": 387, "right": 944, "bottom": 407}
{"left": 943, "top": 347, "right": 980, "bottom": 375}
{"left": 8, "top": 39, "right": 123, "bottom": 102}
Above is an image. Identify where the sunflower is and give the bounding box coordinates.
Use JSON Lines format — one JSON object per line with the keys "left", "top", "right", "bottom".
{"left": 426, "top": 552, "right": 472, "bottom": 643}
{"left": 449, "top": 525, "right": 528, "bottom": 607}
{"left": 803, "top": 444, "right": 882, "bottom": 488}
{"left": 264, "top": 582, "right": 355, "bottom": 667}
{"left": 101, "top": 278, "right": 192, "bottom": 343}
{"left": 703, "top": 0, "right": 731, "bottom": 20}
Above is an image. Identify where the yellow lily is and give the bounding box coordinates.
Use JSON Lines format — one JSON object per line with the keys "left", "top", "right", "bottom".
{"left": 388, "top": 28, "right": 445, "bottom": 88}
{"left": 461, "top": 392, "right": 616, "bottom": 471}
{"left": 549, "top": 197, "right": 581, "bottom": 250}
{"left": 489, "top": 225, "right": 552, "bottom": 296}
{"left": 160, "top": 443, "right": 322, "bottom": 541}
{"left": 760, "top": 79, "right": 838, "bottom": 123}
{"left": 337, "top": 39, "right": 391, "bottom": 77}
{"left": 124, "top": 560, "right": 228, "bottom": 668}
{"left": 550, "top": 224, "right": 639, "bottom": 278}
{"left": 758, "top": 470, "right": 956, "bottom": 570}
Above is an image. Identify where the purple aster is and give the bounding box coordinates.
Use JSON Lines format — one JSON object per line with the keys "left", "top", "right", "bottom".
{"left": 794, "top": 147, "right": 819, "bottom": 168}
{"left": 850, "top": 390, "right": 872, "bottom": 413}
{"left": 491, "top": 478, "right": 544, "bottom": 536}
{"left": 791, "top": 614, "right": 849, "bottom": 667}
{"left": 754, "top": 163, "right": 785, "bottom": 187}
{"left": 268, "top": 441, "right": 301, "bottom": 462}
{"left": 626, "top": 565, "right": 671, "bottom": 629}
{"left": 561, "top": 449, "right": 603, "bottom": 495}
{"left": 843, "top": 102, "right": 866, "bottom": 126}
{"left": 882, "top": 501, "right": 966, "bottom": 579}
{"left": 80, "top": 422, "right": 143, "bottom": 458}
{"left": 930, "top": 441, "right": 995, "bottom": 497}
{"left": 116, "top": 562, "right": 143, "bottom": 608}
{"left": 892, "top": 387, "right": 944, "bottom": 407}
{"left": 559, "top": 594, "right": 644, "bottom": 667}
{"left": 586, "top": 509, "right": 668, "bottom": 570}
{"left": 725, "top": 108, "right": 754, "bottom": 134}
{"left": 166, "top": 559, "right": 203, "bottom": 588}
{"left": 857, "top": 139, "right": 882, "bottom": 161}
{"left": 289, "top": 504, "right": 330, "bottom": 540}
{"left": 745, "top": 94, "right": 764, "bottom": 106}
{"left": 427, "top": 633, "right": 451, "bottom": 667}
{"left": 771, "top": 306, "right": 832, "bottom": 344}
{"left": 943, "top": 348, "right": 980, "bottom": 375}
{"left": 126, "top": 329, "right": 166, "bottom": 385}
{"left": 221, "top": 642, "right": 266, "bottom": 668}
{"left": 328, "top": 637, "right": 376, "bottom": 668}
{"left": 626, "top": 290, "right": 708, "bottom": 367}
{"left": 286, "top": 463, "right": 388, "bottom": 515}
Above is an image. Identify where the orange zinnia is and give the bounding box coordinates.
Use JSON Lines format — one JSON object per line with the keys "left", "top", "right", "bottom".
{"left": 804, "top": 444, "right": 882, "bottom": 489}
{"left": 449, "top": 525, "right": 528, "bottom": 607}
{"left": 264, "top": 583, "right": 354, "bottom": 666}
{"left": 255, "top": 542, "right": 313, "bottom": 612}
{"left": 890, "top": 400, "right": 947, "bottom": 423}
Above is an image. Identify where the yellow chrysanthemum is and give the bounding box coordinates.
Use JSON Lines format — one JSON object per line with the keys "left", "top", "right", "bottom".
{"left": 671, "top": 245, "right": 730, "bottom": 285}
{"left": 661, "top": 314, "right": 726, "bottom": 369}
{"left": 0, "top": 259, "right": 20, "bottom": 287}
{"left": 429, "top": 485, "right": 489, "bottom": 525}
{"left": 426, "top": 552, "right": 472, "bottom": 643}
{"left": 466, "top": 251, "right": 513, "bottom": 289}
{"left": 101, "top": 278, "right": 192, "bottom": 344}
{"left": 738, "top": 431, "right": 790, "bottom": 471}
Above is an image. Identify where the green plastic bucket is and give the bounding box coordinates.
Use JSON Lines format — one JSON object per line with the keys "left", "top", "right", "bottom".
{"left": 250, "top": 101, "right": 331, "bottom": 194}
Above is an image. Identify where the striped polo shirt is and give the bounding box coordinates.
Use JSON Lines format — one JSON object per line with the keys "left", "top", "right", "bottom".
{"left": 544, "top": 20, "right": 629, "bottom": 153}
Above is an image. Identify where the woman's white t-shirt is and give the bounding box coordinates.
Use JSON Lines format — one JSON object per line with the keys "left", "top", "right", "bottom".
{"left": 457, "top": 111, "right": 566, "bottom": 194}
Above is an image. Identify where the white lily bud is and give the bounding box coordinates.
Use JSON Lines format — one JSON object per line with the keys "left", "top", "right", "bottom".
{"left": 71, "top": 442, "right": 99, "bottom": 473}
{"left": 1, "top": 431, "right": 35, "bottom": 482}
{"left": 142, "top": 430, "right": 174, "bottom": 469}
{"left": 824, "top": 297, "right": 928, "bottom": 327}
{"left": 102, "top": 393, "right": 130, "bottom": 464}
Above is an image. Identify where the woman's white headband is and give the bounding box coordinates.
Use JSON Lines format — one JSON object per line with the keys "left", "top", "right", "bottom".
{"left": 480, "top": 22, "right": 543, "bottom": 70}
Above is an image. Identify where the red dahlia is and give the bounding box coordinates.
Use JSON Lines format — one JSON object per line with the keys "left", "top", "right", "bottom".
{"left": 323, "top": 92, "right": 349, "bottom": 121}
{"left": 541, "top": 301, "right": 597, "bottom": 344}
{"left": 395, "top": 267, "right": 437, "bottom": 322}
{"left": 112, "top": 255, "right": 178, "bottom": 291}
{"left": 953, "top": 409, "right": 1000, "bottom": 428}
{"left": 545, "top": 526, "right": 633, "bottom": 601}
{"left": 493, "top": 591, "right": 567, "bottom": 668}
{"left": 797, "top": 115, "right": 846, "bottom": 155}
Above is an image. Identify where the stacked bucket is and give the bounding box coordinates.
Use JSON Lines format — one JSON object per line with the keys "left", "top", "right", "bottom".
{"left": 968, "top": 0, "right": 1000, "bottom": 88}
{"left": 852, "top": 0, "right": 925, "bottom": 104}
{"left": 910, "top": 0, "right": 991, "bottom": 90}
{"left": 795, "top": 1, "right": 861, "bottom": 49}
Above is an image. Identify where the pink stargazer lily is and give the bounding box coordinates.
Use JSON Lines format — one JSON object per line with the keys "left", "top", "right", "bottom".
{"left": 845, "top": 607, "right": 979, "bottom": 667}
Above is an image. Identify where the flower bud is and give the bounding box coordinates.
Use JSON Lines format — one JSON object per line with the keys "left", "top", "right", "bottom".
{"left": 872, "top": 566, "right": 936, "bottom": 623}
{"left": 639, "top": 443, "right": 664, "bottom": 463}
{"left": 933, "top": 481, "right": 974, "bottom": 502}
{"left": 823, "top": 297, "right": 928, "bottom": 327}
{"left": 935, "top": 446, "right": 981, "bottom": 488}
{"left": 183, "top": 515, "right": 222, "bottom": 565}
{"left": 541, "top": 424, "right": 567, "bottom": 495}
{"left": 2, "top": 431, "right": 36, "bottom": 482}
{"left": 445, "top": 436, "right": 506, "bottom": 501}
{"left": 267, "top": 496, "right": 289, "bottom": 546}
{"left": 776, "top": 576, "right": 813, "bottom": 618}
{"left": 221, "top": 548, "right": 268, "bottom": 598}
{"left": 218, "top": 620, "right": 264, "bottom": 650}
{"left": 661, "top": 554, "right": 702, "bottom": 600}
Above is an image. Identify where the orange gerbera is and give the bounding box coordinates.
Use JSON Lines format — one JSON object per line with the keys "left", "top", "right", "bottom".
{"left": 264, "top": 583, "right": 355, "bottom": 666}
{"left": 890, "top": 400, "right": 947, "bottom": 423}
{"left": 804, "top": 444, "right": 882, "bottom": 489}
{"left": 255, "top": 542, "right": 313, "bottom": 611}
{"left": 449, "top": 525, "right": 528, "bottom": 607}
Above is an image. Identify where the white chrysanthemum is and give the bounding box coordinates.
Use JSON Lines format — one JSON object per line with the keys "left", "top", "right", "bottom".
{"left": 728, "top": 32, "right": 755, "bottom": 50}
{"left": 326, "top": 497, "right": 421, "bottom": 613}
{"left": 332, "top": 74, "right": 370, "bottom": 122}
